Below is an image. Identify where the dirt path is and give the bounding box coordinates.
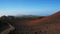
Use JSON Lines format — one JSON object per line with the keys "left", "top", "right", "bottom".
{"left": 0, "top": 23, "right": 15, "bottom": 34}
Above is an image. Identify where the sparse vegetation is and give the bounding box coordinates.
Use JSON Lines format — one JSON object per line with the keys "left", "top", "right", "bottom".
{"left": 0, "top": 15, "right": 44, "bottom": 34}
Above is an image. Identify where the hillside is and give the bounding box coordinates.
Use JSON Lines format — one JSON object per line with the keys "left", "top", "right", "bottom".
{"left": 0, "top": 11, "right": 60, "bottom": 34}
{"left": 0, "top": 15, "right": 44, "bottom": 34}
{"left": 24, "top": 11, "right": 60, "bottom": 34}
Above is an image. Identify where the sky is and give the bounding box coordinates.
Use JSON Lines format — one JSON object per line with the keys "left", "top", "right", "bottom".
{"left": 0, "top": 0, "right": 60, "bottom": 16}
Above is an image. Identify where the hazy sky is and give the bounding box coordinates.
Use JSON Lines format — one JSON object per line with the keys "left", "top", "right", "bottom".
{"left": 0, "top": 0, "right": 60, "bottom": 16}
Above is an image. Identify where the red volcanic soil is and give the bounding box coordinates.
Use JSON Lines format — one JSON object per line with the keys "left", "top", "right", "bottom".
{"left": 11, "top": 11, "right": 60, "bottom": 34}
{"left": 21, "top": 11, "right": 60, "bottom": 34}
{"left": 26, "top": 11, "right": 60, "bottom": 26}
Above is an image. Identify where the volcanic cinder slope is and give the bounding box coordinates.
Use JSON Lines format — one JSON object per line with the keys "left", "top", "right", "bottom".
{"left": 10, "top": 11, "right": 60, "bottom": 34}
{"left": 24, "top": 11, "right": 60, "bottom": 34}
{"left": 26, "top": 11, "right": 60, "bottom": 26}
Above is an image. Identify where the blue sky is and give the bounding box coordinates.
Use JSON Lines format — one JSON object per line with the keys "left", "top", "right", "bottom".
{"left": 0, "top": 0, "right": 60, "bottom": 16}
